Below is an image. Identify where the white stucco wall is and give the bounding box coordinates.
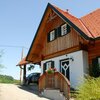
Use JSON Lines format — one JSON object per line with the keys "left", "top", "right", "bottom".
{"left": 41, "top": 50, "right": 89, "bottom": 89}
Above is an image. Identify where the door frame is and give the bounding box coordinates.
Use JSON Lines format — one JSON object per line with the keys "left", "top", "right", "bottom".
{"left": 60, "top": 58, "right": 70, "bottom": 80}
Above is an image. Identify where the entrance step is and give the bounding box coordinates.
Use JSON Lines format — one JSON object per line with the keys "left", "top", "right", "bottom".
{"left": 41, "top": 89, "right": 66, "bottom": 100}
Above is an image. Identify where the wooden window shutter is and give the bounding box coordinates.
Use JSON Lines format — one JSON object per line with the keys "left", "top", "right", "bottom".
{"left": 67, "top": 24, "right": 71, "bottom": 33}
{"left": 92, "top": 57, "right": 100, "bottom": 77}
{"left": 43, "top": 63, "right": 46, "bottom": 73}
{"left": 57, "top": 26, "right": 61, "bottom": 37}
{"left": 47, "top": 33, "right": 50, "bottom": 42}
{"left": 51, "top": 61, "right": 55, "bottom": 68}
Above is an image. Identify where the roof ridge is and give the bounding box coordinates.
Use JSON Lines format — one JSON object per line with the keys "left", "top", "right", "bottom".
{"left": 79, "top": 19, "right": 95, "bottom": 38}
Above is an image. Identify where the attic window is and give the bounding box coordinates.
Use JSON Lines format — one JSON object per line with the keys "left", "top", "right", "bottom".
{"left": 47, "top": 30, "right": 56, "bottom": 42}
{"left": 60, "top": 23, "right": 71, "bottom": 36}
{"left": 61, "top": 24, "right": 67, "bottom": 36}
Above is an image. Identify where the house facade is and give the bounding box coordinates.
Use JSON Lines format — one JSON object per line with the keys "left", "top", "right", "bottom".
{"left": 26, "top": 3, "right": 100, "bottom": 89}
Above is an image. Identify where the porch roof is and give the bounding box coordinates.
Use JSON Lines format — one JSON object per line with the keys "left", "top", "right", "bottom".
{"left": 16, "top": 57, "right": 29, "bottom": 66}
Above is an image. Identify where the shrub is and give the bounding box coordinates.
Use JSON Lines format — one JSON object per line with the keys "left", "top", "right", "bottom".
{"left": 76, "top": 77, "right": 100, "bottom": 100}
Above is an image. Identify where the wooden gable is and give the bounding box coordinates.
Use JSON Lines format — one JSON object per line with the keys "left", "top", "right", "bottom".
{"left": 26, "top": 4, "right": 89, "bottom": 63}
{"left": 42, "top": 16, "right": 83, "bottom": 60}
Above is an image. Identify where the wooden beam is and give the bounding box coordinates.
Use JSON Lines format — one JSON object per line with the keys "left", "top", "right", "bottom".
{"left": 44, "top": 45, "right": 80, "bottom": 60}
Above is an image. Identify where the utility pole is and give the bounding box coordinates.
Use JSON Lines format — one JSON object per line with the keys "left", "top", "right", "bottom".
{"left": 20, "top": 47, "right": 24, "bottom": 84}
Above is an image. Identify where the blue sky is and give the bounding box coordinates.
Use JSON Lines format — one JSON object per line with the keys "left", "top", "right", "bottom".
{"left": 0, "top": 0, "right": 100, "bottom": 79}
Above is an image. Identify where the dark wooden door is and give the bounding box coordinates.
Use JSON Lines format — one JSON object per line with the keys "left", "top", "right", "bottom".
{"left": 60, "top": 58, "right": 70, "bottom": 80}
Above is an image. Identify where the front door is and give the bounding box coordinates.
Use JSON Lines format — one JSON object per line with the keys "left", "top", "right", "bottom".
{"left": 60, "top": 58, "right": 70, "bottom": 80}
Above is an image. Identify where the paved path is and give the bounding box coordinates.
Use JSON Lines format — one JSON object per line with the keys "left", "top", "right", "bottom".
{"left": 0, "top": 83, "right": 50, "bottom": 100}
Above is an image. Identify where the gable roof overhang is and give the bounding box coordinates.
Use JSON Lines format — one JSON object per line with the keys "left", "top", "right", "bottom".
{"left": 16, "top": 57, "right": 29, "bottom": 66}
{"left": 26, "top": 3, "right": 99, "bottom": 62}
{"left": 49, "top": 4, "right": 93, "bottom": 40}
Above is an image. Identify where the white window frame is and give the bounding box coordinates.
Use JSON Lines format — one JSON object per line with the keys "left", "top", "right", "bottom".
{"left": 61, "top": 24, "right": 67, "bottom": 36}
{"left": 50, "top": 30, "right": 55, "bottom": 41}
{"left": 46, "top": 62, "right": 52, "bottom": 70}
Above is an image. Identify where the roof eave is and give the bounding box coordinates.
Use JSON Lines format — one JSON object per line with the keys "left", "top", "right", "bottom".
{"left": 26, "top": 3, "right": 50, "bottom": 61}
{"left": 49, "top": 4, "right": 91, "bottom": 40}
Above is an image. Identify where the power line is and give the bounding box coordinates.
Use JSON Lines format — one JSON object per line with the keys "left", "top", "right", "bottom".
{"left": 0, "top": 45, "right": 28, "bottom": 49}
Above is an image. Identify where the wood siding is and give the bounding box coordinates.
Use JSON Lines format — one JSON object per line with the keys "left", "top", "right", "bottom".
{"left": 88, "top": 40, "right": 100, "bottom": 64}
{"left": 42, "top": 16, "right": 80, "bottom": 58}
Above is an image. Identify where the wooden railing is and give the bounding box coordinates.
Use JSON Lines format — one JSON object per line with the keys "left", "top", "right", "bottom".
{"left": 39, "top": 72, "right": 70, "bottom": 99}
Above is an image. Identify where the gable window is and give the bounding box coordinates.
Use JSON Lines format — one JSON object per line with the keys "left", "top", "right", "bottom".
{"left": 50, "top": 30, "right": 55, "bottom": 41}
{"left": 47, "top": 30, "right": 57, "bottom": 42}
{"left": 61, "top": 24, "right": 67, "bottom": 36}
{"left": 58, "top": 23, "right": 70, "bottom": 37}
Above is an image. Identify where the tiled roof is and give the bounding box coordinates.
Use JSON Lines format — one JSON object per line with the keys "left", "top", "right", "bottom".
{"left": 16, "top": 57, "right": 29, "bottom": 66}
{"left": 52, "top": 4, "right": 94, "bottom": 39}
{"left": 81, "top": 9, "right": 100, "bottom": 39}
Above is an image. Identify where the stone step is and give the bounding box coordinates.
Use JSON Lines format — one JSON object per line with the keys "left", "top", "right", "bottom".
{"left": 42, "top": 89, "right": 66, "bottom": 100}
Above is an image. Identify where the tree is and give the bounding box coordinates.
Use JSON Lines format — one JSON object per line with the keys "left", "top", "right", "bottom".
{"left": 0, "top": 50, "right": 4, "bottom": 71}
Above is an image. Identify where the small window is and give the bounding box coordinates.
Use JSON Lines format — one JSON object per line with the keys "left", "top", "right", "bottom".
{"left": 61, "top": 24, "right": 67, "bottom": 36}
{"left": 50, "top": 30, "right": 55, "bottom": 41}
{"left": 46, "top": 61, "right": 52, "bottom": 69}
{"left": 43, "top": 61, "right": 55, "bottom": 73}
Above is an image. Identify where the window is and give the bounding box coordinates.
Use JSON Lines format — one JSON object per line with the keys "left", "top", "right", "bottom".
{"left": 47, "top": 24, "right": 71, "bottom": 42}
{"left": 43, "top": 61, "right": 55, "bottom": 73}
{"left": 92, "top": 57, "right": 100, "bottom": 77}
{"left": 47, "top": 30, "right": 56, "bottom": 42}
{"left": 61, "top": 24, "right": 67, "bottom": 36}
{"left": 50, "top": 30, "right": 55, "bottom": 41}
{"left": 46, "top": 61, "right": 52, "bottom": 69}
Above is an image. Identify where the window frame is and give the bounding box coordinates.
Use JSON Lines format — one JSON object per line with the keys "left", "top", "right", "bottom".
{"left": 61, "top": 24, "right": 67, "bottom": 36}
{"left": 46, "top": 61, "right": 52, "bottom": 70}
{"left": 49, "top": 30, "right": 56, "bottom": 41}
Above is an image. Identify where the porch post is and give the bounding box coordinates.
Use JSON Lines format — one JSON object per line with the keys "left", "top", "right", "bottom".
{"left": 23, "top": 64, "right": 26, "bottom": 85}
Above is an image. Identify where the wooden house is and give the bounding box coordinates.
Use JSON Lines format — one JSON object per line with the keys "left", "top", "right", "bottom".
{"left": 26, "top": 3, "right": 100, "bottom": 99}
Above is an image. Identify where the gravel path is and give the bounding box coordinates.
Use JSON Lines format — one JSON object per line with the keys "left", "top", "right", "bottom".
{"left": 0, "top": 83, "right": 50, "bottom": 100}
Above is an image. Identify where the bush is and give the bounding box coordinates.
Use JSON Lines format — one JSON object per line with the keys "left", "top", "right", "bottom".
{"left": 76, "top": 77, "right": 100, "bottom": 100}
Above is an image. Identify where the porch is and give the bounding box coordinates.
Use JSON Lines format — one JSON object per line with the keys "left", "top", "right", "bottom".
{"left": 39, "top": 72, "right": 70, "bottom": 100}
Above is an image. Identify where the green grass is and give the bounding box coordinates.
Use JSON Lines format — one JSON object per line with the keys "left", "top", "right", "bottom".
{"left": 75, "top": 77, "right": 100, "bottom": 100}
{"left": 0, "top": 74, "right": 20, "bottom": 84}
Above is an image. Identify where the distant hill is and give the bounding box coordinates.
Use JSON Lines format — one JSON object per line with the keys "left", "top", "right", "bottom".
{"left": 0, "top": 74, "right": 20, "bottom": 84}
